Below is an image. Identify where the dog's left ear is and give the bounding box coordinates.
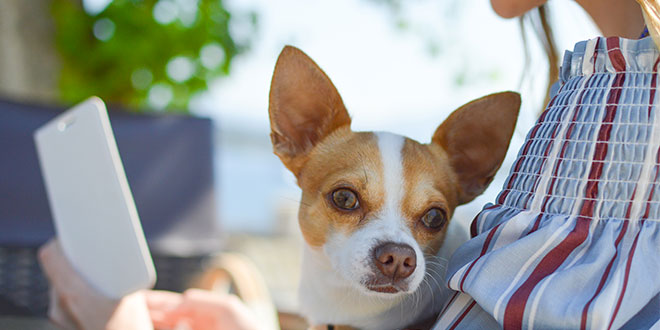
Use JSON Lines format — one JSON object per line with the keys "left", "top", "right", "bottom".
{"left": 432, "top": 91, "right": 520, "bottom": 204}
{"left": 269, "top": 46, "right": 351, "bottom": 176}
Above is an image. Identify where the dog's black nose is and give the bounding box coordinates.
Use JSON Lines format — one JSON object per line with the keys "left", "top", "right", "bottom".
{"left": 373, "top": 242, "right": 416, "bottom": 281}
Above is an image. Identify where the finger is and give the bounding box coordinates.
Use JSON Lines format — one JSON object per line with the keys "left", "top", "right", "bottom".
{"left": 146, "top": 291, "right": 203, "bottom": 330}
{"left": 37, "top": 239, "right": 57, "bottom": 263}
{"left": 41, "top": 240, "right": 116, "bottom": 304}
{"left": 174, "top": 320, "right": 193, "bottom": 330}
{"left": 149, "top": 309, "right": 167, "bottom": 323}
{"left": 48, "top": 289, "right": 81, "bottom": 330}
{"left": 181, "top": 288, "right": 232, "bottom": 306}
{"left": 37, "top": 239, "right": 59, "bottom": 281}
{"left": 145, "top": 290, "right": 184, "bottom": 311}
{"left": 146, "top": 290, "right": 189, "bottom": 329}
{"left": 38, "top": 239, "right": 79, "bottom": 292}
{"left": 182, "top": 290, "right": 245, "bottom": 314}
{"left": 150, "top": 307, "right": 190, "bottom": 330}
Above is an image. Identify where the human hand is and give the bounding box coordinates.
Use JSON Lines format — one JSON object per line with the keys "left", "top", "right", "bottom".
{"left": 38, "top": 239, "right": 153, "bottom": 330}
{"left": 146, "top": 289, "right": 258, "bottom": 330}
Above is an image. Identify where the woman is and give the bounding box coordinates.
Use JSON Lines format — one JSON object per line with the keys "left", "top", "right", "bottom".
{"left": 433, "top": 0, "right": 659, "bottom": 329}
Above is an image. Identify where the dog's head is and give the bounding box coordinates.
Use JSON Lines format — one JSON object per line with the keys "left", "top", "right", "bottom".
{"left": 269, "top": 46, "right": 519, "bottom": 297}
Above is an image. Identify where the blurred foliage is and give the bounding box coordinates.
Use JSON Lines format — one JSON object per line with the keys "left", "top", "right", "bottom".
{"left": 51, "top": 0, "right": 257, "bottom": 112}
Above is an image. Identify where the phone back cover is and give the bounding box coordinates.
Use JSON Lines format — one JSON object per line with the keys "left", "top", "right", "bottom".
{"left": 34, "top": 97, "right": 156, "bottom": 299}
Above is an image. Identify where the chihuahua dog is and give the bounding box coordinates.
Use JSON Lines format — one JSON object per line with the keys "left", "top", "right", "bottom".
{"left": 268, "top": 46, "right": 519, "bottom": 330}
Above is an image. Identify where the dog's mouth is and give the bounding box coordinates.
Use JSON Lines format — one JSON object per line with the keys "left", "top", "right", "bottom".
{"left": 364, "top": 277, "right": 411, "bottom": 294}
{"left": 366, "top": 284, "right": 403, "bottom": 294}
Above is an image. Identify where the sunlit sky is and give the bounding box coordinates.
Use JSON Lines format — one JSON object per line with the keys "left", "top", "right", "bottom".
{"left": 87, "top": 0, "right": 600, "bottom": 233}
{"left": 192, "top": 0, "right": 598, "bottom": 139}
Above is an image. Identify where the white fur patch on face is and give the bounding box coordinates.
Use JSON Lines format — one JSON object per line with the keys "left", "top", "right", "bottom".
{"left": 322, "top": 132, "right": 426, "bottom": 298}
{"left": 376, "top": 132, "right": 405, "bottom": 221}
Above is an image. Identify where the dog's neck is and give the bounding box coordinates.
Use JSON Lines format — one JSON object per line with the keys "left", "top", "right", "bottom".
{"left": 299, "top": 245, "right": 450, "bottom": 330}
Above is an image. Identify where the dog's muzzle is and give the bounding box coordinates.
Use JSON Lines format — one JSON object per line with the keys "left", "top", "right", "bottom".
{"left": 365, "top": 242, "right": 417, "bottom": 293}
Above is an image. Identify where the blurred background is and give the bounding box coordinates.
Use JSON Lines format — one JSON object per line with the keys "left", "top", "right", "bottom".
{"left": 0, "top": 0, "right": 600, "bottom": 326}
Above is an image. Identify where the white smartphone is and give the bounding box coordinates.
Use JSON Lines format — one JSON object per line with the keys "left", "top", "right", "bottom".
{"left": 34, "top": 97, "right": 156, "bottom": 299}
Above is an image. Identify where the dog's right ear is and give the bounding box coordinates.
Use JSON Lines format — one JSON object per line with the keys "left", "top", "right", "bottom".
{"left": 269, "top": 46, "right": 351, "bottom": 176}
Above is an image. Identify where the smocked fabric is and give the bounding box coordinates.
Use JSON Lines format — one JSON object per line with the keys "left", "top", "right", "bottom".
{"left": 433, "top": 37, "right": 660, "bottom": 330}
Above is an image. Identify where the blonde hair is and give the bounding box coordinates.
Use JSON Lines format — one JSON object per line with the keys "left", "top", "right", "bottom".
{"left": 520, "top": 5, "right": 559, "bottom": 113}
{"left": 637, "top": 0, "right": 660, "bottom": 50}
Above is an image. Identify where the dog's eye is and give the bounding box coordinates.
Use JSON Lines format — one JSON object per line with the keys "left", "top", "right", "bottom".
{"left": 421, "top": 208, "right": 446, "bottom": 229}
{"left": 331, "top": 188, "right": 359, "bottom": 210}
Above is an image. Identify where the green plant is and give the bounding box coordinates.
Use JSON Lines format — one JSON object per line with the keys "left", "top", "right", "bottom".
{"left": 52, "top": 0, "right": 256, "bottom": 112}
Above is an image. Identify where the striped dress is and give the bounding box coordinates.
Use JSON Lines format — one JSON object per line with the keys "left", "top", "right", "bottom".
{"left": 433, "top": 36, "right": 660, "bottom": 329}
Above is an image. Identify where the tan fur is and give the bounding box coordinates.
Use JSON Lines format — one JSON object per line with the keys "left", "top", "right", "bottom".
{"left": 400, "top": 139, "right": 458, "bottom": 255}
{"left": 296, "top": 128, "right": 384, "bottom": 247}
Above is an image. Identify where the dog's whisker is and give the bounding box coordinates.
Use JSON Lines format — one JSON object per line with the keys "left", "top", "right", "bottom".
{"left": 423, "top": 276, "right": 436, "bottom": 313}
{"left": 426, "top": 265, "right": 448, "bottom": 273}
{"left": 425, "top": 267, "right": 446, "bottom": 282}
{"left": 427, "top": 271, "right": 443, "bottom": 291}
{"left": 429, "top": 256, "right": 449, "bottom": 264}
{"left": 424, "top": 253, "right": 449, "bottom": 263}
{"left": 427, "top": 258, "right": 450, "bottom": 266}
{"left": 425, "top": 262, "right": 448, "bottom": 272}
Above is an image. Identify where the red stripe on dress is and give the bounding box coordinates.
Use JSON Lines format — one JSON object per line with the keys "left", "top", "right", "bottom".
{"left": 502, "top": 67, "right": 626, "bottom": 330}
{"left": 607, "top": 220, "right": 645, "bottom": 330}
{"left": 460, "top": 223, "right": 503, "bottom": 291}
{"left": 601, "top": 57, "right": 660, "bottom": 329}
{"left": 579, "top": 97, "right": 620, "bottom": 217}
{"left": 502, "top": 217, "right": 591, "bottom": 330}
{"left": 469, "top": 212, "right": 479, "bottom": 238}
{"left": 497, "top": 98, "right": 556, "bottom": 206}
{"left": 438, "top": 291, "right": 461, "bottom": 317}
{"left": 530, "top": 77, "right": 592, "bottom": 233}
{"left": 528, "top": 121, "right": 564, "bottom": 233}
{"left": 448, "top": 300, "right": 477, "bottom": 330}
{"left": 486, "top": 94, "right": 559, "bottom": 241}
{"left": 529, "top": 214, "right": 544, "bottom": 234}
{"left": 606, "top": 38, "right": 626, "bottom": 73}
{"left": 530, "top": 38, "right": 601, "bottom": 233}
{"left": 641, "top": 143, "right": 660, "bottom": 220}
{"left": 465, "top": 111, "right": 563, "bottom": 286}
{"left": 591, "top": 38, "right": 601, "bottom": 70}
{"left": 470, "top": 204, "right": 498, "bottom": 238}
{"left": 648, "top": 58, "right": 660, "bottom": 117}
{"left": 579, "top": 220, "right": 630, "bottom": 329}
{"left": 608, "top": 147, "right": 660, "bottom": 328}
{"left": 595, "top": 59, "right": 660, "bottom": 330}
{"left": 605, "top": 45, "right": 660, "bottom": 329}
{"left": 497, "top": 38, "right": 600, "bottom": 209}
